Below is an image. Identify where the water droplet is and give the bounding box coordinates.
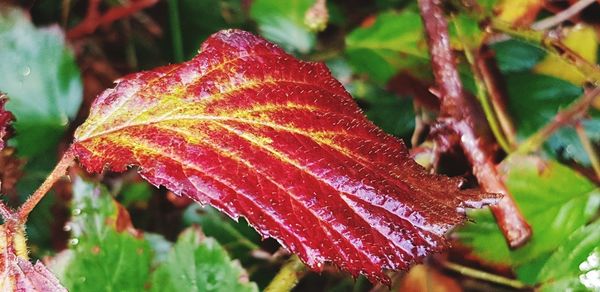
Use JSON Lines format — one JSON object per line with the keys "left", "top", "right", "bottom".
{"left": 78, "top": 277, "right": 86, "bottom": 283}
{"left": 69, "top": 238, "right": 79, "bottom": 246}
{"left": 20, "top": 66, "right": 30, "bottom": 77}
{"left": 63, "top": 224, "right": 72, "bottom": 232}
{"left": 73, "top": 209, "right": 81, "bottom": 216}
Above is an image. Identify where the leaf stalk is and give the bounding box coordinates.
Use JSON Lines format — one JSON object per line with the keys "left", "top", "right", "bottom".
{"left": 17, "top": 148, "right": 75, "bottom": 222}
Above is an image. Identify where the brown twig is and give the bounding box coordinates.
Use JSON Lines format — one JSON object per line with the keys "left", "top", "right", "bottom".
{"left": 17, "top": 149, "right": 75, "bottom": 222}
{"left": 67, "top": 0, "right": 159, "bottom": 39}
{"left": 476, "top": 46, "right": 518, "bottom": 149}
{"left": 418, "top": 0, "right": 531, "bottom": 248}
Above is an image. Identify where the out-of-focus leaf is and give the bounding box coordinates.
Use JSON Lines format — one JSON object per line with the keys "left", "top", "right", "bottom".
{"left": 0, "top": 7, "right": 82, "bottom": 158}
{"left": 496, "top": 0, "right": 543, "bottom": 26}
{"left": 178, "top": 0, "right": 246, "bottom": 59}
{"left": 505, "top": 72, "right": 583, "bottom": 137}
{"left": 72, "top": 29, "right": 496, "bottom": 283}
{"left": 534, "top": 24, "right": 598, "bottom": 86}
{"left": 538, "top": 221, "right": 600, "bottom": 291}
{"left": 0, "top": 223, "right": 67, "bottom": 291}
{"left": 0, "top": 8, "right": 82, "bottom": 253}
{"left": 547, "top": 117, "right": 600, "bottom": 167}
{"left": 491, "top": 39, "right": 545, "bottom": 73}
{"left": 455, "top": 155, "right": 600, "bottom": 268}
{"left": 345, "top": 11, "right": 428, "bottom": 84}
{"left": 183, "top": 205, "right": 260, "bottom": 262}
{"left": 119, "top": 181, "right": 153, "bottom": 208}
{"left": 150, "top": 226, "right": 258, "bottom": 292}
{"left": 449, "top": 14, "right": 483, "bottom": 50}
{"left": 50, "top": 177, "right": 152, "bottom": 291}
{"left": 349, "top": 80, "right": 415, "bottom": 139}
{"left": 250, "top": 0, "right": 315, "bottom": 54}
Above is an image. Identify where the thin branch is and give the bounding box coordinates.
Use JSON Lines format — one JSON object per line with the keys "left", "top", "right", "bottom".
{"left": 575, "top": 122, "right": 600, "bottom": 180}
{"left": 418, "top": 0, "right": 532, "bottom": 248}
{"left": 264, "top": 255, "right": 308, "bottom": 292}
{"left": 17, "top": 149, "right": 76, "bottom": 222}
{"left": 454, "top": 20, "right": 512, "bottom": 152}
{"left": 531, "top": 0, "right": 596, "bottom": 31}
{"left": 476, "top": 45, "right": 518, "bottom": 148}
{"left": 516, "top": 87, "right": 600, "bottom": 154}
{"left": 442, "top": 261, "right": 527, "bottom": 289}
{"left": 67, "top": 0, "right": 159, "bottom": 39}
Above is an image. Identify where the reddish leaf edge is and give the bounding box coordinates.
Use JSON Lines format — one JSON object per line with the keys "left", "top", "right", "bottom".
{"left": 70, "top": 29, "right": 501, "bottom": 284}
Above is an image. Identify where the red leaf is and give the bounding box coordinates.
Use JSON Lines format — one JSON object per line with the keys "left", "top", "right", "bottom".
{"left": 0, "top": 223, "right": 67, "bottom": 291}
{"left": 72, "top": 29, "right": 498, "bottom": 283}
{"left": 0, "top": 94, "right": 14, "bottom": 151}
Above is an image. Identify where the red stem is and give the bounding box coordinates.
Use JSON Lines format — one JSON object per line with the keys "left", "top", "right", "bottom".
{"left": 417, "top": 0, "right": 532, "bottom": 248}
{"left": 17, "top": 149, "right": 75, "bottom": 222}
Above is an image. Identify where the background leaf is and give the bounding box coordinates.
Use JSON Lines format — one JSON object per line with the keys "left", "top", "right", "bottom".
{"left": 456, "top": 155, "right": 600, "bottom": 283}
{"left": 150, "top": 226, "right": 258, "bottom": 292}
{"left": 50, "top": 177, "right": 153, "bottom": 291}
{"left": 345, "top": 10, "right": 428, "bottom": 84}
{"left": 250, "top": 0, "right": 316, "bottom": 54}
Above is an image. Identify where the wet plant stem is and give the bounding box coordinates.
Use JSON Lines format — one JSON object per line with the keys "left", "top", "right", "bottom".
{"left": 17, "top": 149, "right": 75, "bottom": 222}
{"left": 442, "top": 261, "right": 527, "bottom": 289}
{"left": 264, "top": 255, "right": 308, "bottom": 292}
{"left": 453, "top": 18, "right": 512, "bottom": 152}
{"left": 516, "top": 87, "right": 600, "bottom": 154}
{"left": 418, "top": 0, "right": 531, "bottom": 248}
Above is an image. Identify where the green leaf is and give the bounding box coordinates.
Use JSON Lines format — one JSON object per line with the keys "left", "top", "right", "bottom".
{"left": 345, "top": 10, "right": 428, "bottom": 84}
{"left": 250, "top": 0, "right": 316, "bottom": 54}
{"left": 455, "top": 156, "right": 600, "bottom": 269}
{"left": 0, "top": 7, "right": 82, "bottom": 158}
{"left": 182, "top": 205, "right": 261, "bottom": 263}
{"left": 505, "top": 72, "right": 582, "bottom": 137}
{"left": 349, "top": 80, "right": 415, "bottom": 139}
{"left": 538, "top": 221, "right": 600, "bottom": 291}
{"left": 50, "top": 177, "right": 153, "bottom": 292}
{"left": 150, "top": 226, "right": 258, "bottom": 292}
{"left": 491, "top": 39, "right": 545, "bottom": 73}
{"left": 178, "top": 0, "right": 246, "bottom": 59}
{"left": 546, "top": 117, "right": 600, "bottom": 167}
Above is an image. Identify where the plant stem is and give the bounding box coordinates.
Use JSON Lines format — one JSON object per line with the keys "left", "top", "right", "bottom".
{"left": 531, "top": 0, "right": 596, "bottom": 31}
{"left": 453, "top": 18, "right": 512, "bottom": 152}
{"left": 167, "top": 0, "right": 184, "bottom": 62}
{"left": 442, "top": 261, "right": 527, "bottom": 289}
{"left": 264, "top": 255, "right": 308, "bottom": 292}
{"left": 418, "top": 0, "right": 531, "bottom": 248}
{"left": 17, "top": 149, "right": 75, "bottom": 222}
{"left": 575, "top": 122, "right": 600, "bottom": 180}
{"left": 516, "top": 87, "right": 600, "bottom": 154}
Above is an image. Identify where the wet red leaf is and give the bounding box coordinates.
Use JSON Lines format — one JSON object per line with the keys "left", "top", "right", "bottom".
{"left": 72, "top": 29, "right": 497, "bottom": 283}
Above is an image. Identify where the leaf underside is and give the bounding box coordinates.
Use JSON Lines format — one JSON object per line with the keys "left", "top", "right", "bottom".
{"left": 72, "top": 29, "right": 496, "bottom": 283}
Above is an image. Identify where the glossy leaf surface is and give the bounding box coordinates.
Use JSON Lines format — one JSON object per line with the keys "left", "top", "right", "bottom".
{"left": 72, "top": 29, "right": 496, "bottom": 283}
